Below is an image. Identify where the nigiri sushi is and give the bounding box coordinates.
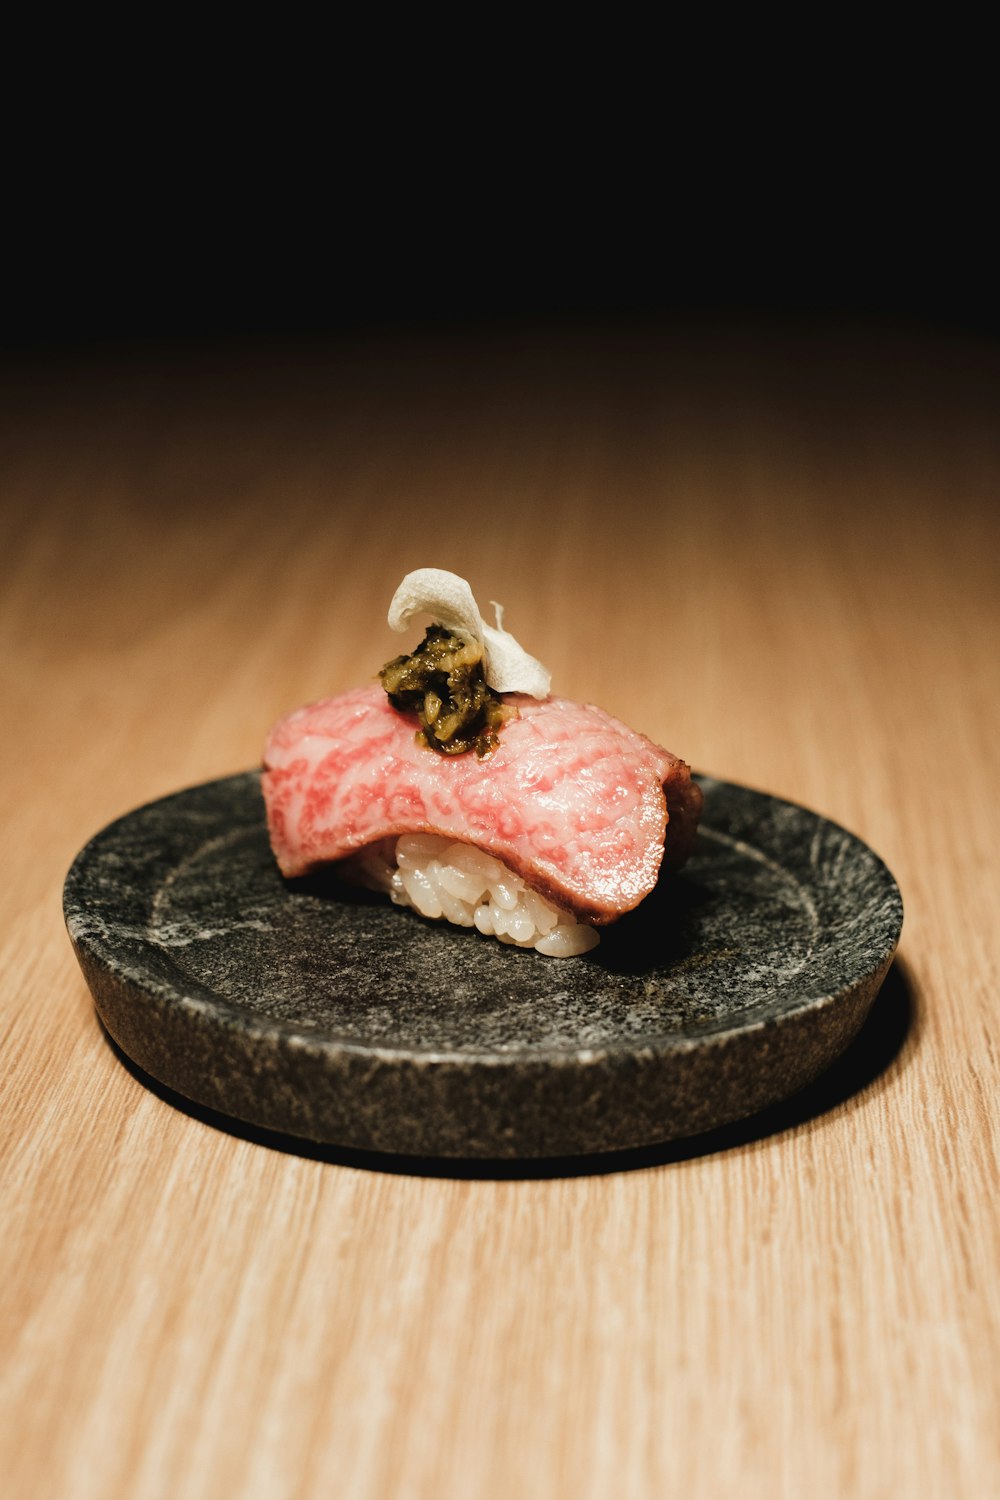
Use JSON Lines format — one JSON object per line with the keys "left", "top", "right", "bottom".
{"left": 262, "top": 570, "right": 702, "bottom": 956}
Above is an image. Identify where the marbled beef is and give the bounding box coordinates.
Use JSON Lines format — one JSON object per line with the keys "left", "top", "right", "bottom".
{"left": 262, "top": 686, "right": 701, "bottom": 924}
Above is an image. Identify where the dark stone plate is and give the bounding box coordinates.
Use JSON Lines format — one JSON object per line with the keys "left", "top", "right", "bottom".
{"left": 64, "top": 773, "right": 902, "bottom": 1159}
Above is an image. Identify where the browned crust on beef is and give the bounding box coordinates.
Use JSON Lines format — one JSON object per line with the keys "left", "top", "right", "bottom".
{"left": 661, "top": 759, "right": 703, "bottom": 872}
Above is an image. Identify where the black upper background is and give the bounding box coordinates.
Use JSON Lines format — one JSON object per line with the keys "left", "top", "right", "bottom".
{"left": 5, "top": 59, "right": 996, "bottom": 353}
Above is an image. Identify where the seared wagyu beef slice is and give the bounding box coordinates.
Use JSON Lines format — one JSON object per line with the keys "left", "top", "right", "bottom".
{"left": 262, "top": 685, "right": 702, "bottom": 924}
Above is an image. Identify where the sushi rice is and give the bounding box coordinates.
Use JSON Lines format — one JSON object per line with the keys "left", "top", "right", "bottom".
{"left": 349, "top": 834, "right": 599, "bottom": 957}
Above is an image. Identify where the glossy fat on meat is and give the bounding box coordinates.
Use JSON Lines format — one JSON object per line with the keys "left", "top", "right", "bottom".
{"left": 262, "top": 685, "right": 702, "bottom": 924}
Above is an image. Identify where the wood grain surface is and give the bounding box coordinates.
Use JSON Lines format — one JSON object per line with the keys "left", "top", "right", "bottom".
{"left": 2, "top": 321, "right": 998, "bottom": 1499}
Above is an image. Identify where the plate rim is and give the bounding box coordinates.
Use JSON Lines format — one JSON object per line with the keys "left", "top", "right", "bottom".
{"left": 64, "top": 770, "right": 904, "bottom": 1067}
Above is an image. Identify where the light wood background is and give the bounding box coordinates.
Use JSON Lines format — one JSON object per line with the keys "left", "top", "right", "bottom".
{"left": 2, "top": 320, "right": 998, "bottom": 1499}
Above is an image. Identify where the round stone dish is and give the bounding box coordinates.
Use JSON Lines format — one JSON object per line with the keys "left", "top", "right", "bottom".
{"left": 63, "top": 773, "right": 903, "bottom": 1159}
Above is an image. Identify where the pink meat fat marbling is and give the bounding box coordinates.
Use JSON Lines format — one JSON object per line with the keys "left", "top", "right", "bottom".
{"left": 262, "top": 685, "right": 701, "bottom": 924}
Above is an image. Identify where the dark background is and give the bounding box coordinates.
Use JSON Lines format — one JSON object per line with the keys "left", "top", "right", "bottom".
{"left": 5, "top": 69, "right": 996, "bottom": 353}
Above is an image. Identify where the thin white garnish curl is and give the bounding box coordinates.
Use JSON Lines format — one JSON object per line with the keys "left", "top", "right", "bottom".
{"left": 387, "top": 567, "right": 551, "bottom": 699}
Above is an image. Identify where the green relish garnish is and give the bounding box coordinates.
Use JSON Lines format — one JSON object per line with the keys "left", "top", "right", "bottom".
{"left": 379, "top": 625, "right": 515, "bottom": 757}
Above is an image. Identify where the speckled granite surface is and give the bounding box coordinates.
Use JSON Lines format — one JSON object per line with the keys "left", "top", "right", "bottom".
{"left": 64, "top": 773, "right": 902, "bottom": 1158}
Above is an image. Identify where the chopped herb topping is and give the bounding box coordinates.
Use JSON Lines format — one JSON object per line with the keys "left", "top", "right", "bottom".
{"left": 379, "top": 625, "right": 516, "bottom": 757}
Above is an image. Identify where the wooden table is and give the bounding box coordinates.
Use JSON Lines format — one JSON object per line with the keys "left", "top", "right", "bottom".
{"left": 3, "top": 321, "right": 998, "bottom": 1499}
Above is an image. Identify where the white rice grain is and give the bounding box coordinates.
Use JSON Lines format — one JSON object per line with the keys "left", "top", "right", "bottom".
{"left": 349, "top": 835, "right": 600, "bottom": 957}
